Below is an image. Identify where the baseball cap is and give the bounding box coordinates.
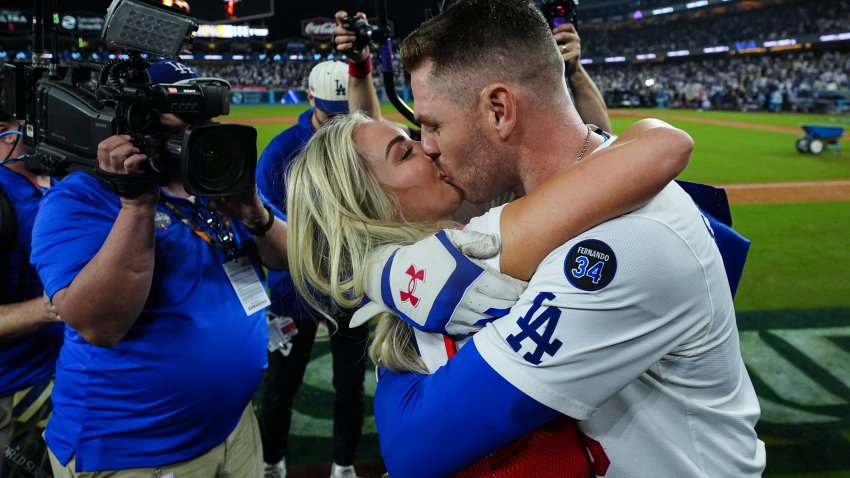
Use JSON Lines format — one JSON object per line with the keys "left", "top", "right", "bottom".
{"left": 308, "top": 61, "right": 349, "bottom": 115}
{"left": 148, "top": 60, "right": 200, "bottom": 85}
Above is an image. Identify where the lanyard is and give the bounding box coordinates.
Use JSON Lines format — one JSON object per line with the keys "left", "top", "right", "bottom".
{"left": 159, "top": 197, "right": 239, "bottom": 261}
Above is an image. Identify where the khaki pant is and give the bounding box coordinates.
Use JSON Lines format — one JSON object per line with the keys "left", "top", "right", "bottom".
{"left": 49, "top": 405, "right": 262, "bottom": 478}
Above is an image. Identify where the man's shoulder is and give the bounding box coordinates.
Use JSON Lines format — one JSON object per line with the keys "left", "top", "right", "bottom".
{"left": 41, "top": 171, "right": 114, "bottom": 210}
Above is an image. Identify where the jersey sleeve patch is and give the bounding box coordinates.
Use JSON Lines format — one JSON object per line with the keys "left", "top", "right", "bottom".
{"left": 563, "top": 239, "right": 617, "bottom": 291}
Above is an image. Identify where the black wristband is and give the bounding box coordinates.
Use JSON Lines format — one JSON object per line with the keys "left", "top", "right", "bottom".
{"left": 246, "top": 204, "right": 275, "bottom": 236}
{"left": 93, "top": 167, "right": 157, "bottom": 199}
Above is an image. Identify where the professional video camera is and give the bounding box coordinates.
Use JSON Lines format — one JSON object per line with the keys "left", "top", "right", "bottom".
{"left": 537, "top": 0, "right": 579, "bottom": 29}
{"left": 340, "top": 16, "right": 391, "bottom": 57}
{"left": 1, "top": 0, "right": 257, "bottom": 197}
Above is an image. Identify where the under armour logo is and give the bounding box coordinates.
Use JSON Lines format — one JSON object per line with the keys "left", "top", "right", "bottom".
{"left": 334, "top": 79, "right": 347, "bottom": 97}
{"left": 506, "top": 292, "right": 563, "bottom": 365}
{"left": 166, "top": 61, "right": 195, "bottom": 76}
{"left": 399, "top": 265, "right": 425, "bottom": 307}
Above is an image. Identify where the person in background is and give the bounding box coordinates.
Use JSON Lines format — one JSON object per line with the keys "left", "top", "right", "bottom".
{"left": 553, "top": 22, "right": 612, "bottom": 132}
{"left": 0, "top": 107, "right": 61, "bottom": 478}
{"left": 256, "top": 60, "right": 368, "bottom": 478}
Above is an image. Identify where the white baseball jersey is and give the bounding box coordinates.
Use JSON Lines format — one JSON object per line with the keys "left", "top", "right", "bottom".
{"left": 465, "top": 182, "right": 766, "bottom": 477}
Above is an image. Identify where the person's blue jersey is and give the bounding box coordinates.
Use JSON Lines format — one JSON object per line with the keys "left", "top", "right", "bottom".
{"left": 0, "top": 167, "right": 62, "bottom": 397}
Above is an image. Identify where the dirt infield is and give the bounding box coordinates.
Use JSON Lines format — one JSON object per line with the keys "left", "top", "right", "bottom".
{"left": 232, "top": 114, "right": 850, "bottom": 205}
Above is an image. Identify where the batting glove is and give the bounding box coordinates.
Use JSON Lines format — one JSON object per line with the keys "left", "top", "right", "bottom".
{"left": 349, "top": 229, "right": 528, "bottom": 336}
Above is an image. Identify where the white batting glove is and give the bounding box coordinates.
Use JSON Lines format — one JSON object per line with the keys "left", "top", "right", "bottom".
{"left": 349, "top": 229, "right": 527, "bottom": 336}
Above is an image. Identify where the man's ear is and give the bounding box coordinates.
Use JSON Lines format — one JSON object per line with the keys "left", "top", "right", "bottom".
{"left": 0, "top": 123, "right": 18, "bottom": 144}
{"left": 480, "top": 83, "right": 516, "bottom": 140}
{"left": 306, "top": 88, "right": 316, "bottom": 107}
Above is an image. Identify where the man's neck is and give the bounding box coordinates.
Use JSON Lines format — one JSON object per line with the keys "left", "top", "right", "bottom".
{"left": 3, "top": 160, "right": 49, "bottom": 188}
{"left": 515, "top": 124, "right": 605, "bottom": 195}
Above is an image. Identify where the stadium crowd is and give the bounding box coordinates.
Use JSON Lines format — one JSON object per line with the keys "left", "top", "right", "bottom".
{"left": 589, "top": 49, "right": 850, "bottom": 112}
{"left": 580, "top": 0, "right": 850, "bottom": 59}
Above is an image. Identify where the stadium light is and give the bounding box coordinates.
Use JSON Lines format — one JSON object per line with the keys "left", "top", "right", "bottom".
{"left": 820, "top": 32, "right": 850, "bottom": 42}
{"left": 763, "top": 39, "right": 797, "bottom": 47}
{"left": 668, "top": 50, "right": 690, "bottom": 57}
{"left": 645, "top": 78, "right": 656, "bottom": 87}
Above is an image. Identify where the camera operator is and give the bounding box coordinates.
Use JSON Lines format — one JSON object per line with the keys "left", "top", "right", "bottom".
{"left": 0, "top": 107, "right": 61, "bottom": 477}
{"left": 30, "top": 61, "right": 286, "bottom": 478}
{"left": 553, "top": 22, "right": 611, "bottom": 132}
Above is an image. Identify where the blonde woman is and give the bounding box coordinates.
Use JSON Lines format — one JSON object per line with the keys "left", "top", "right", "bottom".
{"left": 285, "top": 111, "right": 693, "bottom": 476}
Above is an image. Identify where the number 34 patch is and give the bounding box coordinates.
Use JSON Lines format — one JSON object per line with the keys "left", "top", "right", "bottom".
{"left": 564, "top": 239, "right": 617, "bottom": 291}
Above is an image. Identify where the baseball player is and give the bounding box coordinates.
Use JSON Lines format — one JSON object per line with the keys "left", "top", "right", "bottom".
{"left": 356, "top": 1, "right": 765, "bottom": 477}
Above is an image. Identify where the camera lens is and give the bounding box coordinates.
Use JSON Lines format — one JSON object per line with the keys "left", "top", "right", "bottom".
{"left": 186, "top": 130, "right": 243, "bottom": 194}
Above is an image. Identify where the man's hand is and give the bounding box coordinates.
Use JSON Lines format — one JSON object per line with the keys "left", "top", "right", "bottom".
{"left": 334, "top": 10, "right": 370, "bottom": 63}
{"left": 96, "top": 135, "right": 158, "bottom": 207}
{"left": 208, "top": 188, "right": 269, "bottom": 231}
{"left": 553, "top": 23, "right": 581, "bottom": 75}
{"left": 351, "top": 229, "right": 527, "bottom": 336}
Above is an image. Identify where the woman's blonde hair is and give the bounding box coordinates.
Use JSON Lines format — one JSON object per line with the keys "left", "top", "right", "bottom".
{"left": 285, "top": 112, "right": 434, "bottom": 373}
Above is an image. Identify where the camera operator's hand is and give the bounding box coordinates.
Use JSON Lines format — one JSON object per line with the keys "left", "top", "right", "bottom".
{"left": 208, "top": 191, "right": 289, "bottom": 270}
{"left": 207, "top": 189, "right": 267, "bottom": 230}
{"left": 553, "top": 23, "right": 582, "bottom": 75}
{"left": 334, "top": 10, "right": 370, "bottom": 63}
{"left": 96, "top": 135, "right": 158, "bottom": 207}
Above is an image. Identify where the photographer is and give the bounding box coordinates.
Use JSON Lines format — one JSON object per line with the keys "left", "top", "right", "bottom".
{"left": 30, "top": 61, "right": 286, "bottom": 477}
{"left": 0, "top": 108, "right": 61, "bottom": 477}
{"left": 553, "top": 22, "right": 612, "bottom": 132}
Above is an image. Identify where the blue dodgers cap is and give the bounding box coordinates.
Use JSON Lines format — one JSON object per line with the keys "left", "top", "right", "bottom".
{"left": 308, "top": 61, "right": 349, "bottom": 115}
{"left": 148, "top": 60, "right": 200, "bottom": 84}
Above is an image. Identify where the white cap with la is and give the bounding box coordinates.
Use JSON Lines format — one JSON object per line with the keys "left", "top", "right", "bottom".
{"left": 308, "top": 61, "right": 350, "bottom": 115}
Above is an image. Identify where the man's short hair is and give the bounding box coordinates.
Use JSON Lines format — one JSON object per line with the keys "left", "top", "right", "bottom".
{"left": 399, "top": 0, "right": 564, "bottom": 108}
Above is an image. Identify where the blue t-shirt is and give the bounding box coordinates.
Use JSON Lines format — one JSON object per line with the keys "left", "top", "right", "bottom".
{"left": 256, "top": 108, "right": 318, "bottom": 318}
{"left": 30, "top": 172, "right": 270, "bottom": 471}
{"left": 0, "top": 166, "right": 63, "bottom": 397}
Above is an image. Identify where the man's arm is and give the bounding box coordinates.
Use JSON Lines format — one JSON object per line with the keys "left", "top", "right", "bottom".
{"left": 335, "top": 11, "right": 382, "bottom": 120}
{"left": 376, "top": 340, "right": 556, "bottom": 478}
{"left": 0, "top": 294, "right": 59, "bottom": 344}
{"left": 554, "top": 23, "right": 612, "bottom": 132}
{"left": 49, "top": 135, "right": 156, "bottom": 348}
{"left": 211, "top": 191, "right": 288, "bottom": 270}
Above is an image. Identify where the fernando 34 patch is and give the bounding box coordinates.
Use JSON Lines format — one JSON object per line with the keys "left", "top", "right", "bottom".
{"left": 563, "top": 239, "right": 617, "bottom": 291}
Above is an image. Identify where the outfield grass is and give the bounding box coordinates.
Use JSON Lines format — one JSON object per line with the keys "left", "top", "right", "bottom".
{"left": 731, "top": 201, "right": 850, "bottom": 311}
{"left": 621, "top": 108, "right": 850, "bottom": 129}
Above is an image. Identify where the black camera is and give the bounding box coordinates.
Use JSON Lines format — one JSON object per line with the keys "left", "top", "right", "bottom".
{"left": 1, "top": 0, "right": 257, "bottom": 197}
{"left": 538, "top": 0, "right": 579, "bottom": 29}
{"left": 340, "top": 16, "right": 390, "bottom": 57}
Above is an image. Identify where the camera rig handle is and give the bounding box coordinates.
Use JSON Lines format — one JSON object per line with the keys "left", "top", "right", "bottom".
{"left": 374, "top": 0, "right": 419, "bottom": 127}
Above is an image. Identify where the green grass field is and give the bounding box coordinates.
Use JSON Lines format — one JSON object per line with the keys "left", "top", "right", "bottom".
{"left": 232, "top": 104, "right": 850, "bottom": 477}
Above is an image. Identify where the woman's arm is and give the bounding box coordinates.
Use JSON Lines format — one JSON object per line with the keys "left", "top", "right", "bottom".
{"left": 500, "top": 119, "right": 693, "bottom": 279}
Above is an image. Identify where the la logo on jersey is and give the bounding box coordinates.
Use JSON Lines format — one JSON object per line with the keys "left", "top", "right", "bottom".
{"left": 399, "top": 264, "right": 425, "bottom": 307}
{"left": 506, "top": 292, "right": 563, "bottom": 365}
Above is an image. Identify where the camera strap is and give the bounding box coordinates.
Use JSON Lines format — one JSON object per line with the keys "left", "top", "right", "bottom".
{"left": 93, "top": 167, "right": 157, "bottom": 199}
{"left": 158, "top": 197, "right": 238, "bottom": 261}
